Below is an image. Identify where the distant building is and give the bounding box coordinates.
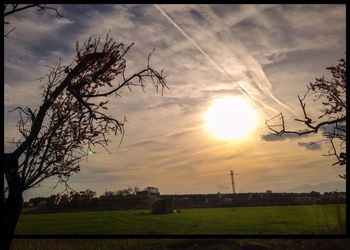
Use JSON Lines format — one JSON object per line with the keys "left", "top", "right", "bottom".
{"left": 145, "top": 187, "right": 159, "bottom": 194}
{"left": 136, "top": 187, "right": 160, "bottom": 206}
{"left": 136, "top": 187, "right": 160, "bottom": 196}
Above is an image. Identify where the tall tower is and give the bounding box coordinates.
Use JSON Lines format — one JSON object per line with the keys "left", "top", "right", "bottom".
{"left": 230, "top": 170, "right": 236, "bottom": 194}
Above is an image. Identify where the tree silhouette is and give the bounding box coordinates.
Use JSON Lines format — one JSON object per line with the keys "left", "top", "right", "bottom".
{"left": 4, "top": 4, "right": 61, "bottom": 37}
{"left": 4, "top": 4, "right": 61, "bottom": 19}
{"left": 266, "top": 58, "right": 346, "bottom": 179}
{"left": 3, "top": 35, "right": 167, "bottom": 249}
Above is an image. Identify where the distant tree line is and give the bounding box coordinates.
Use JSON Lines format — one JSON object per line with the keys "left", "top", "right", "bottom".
{"left": 162, "top": 191, "right": 346, "bottom": 209}
{"left": 23, "top": 189, "right": 345, "bottom": 213}
{"left": 23, "top": 186, "right": 160, "bottom": 212}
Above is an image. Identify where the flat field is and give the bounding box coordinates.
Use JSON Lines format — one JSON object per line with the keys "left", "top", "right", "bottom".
{"left": 16, "top": 204, "right": 346, "bottom": 234}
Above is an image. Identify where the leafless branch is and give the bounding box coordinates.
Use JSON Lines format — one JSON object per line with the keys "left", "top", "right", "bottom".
{"left": 265, "top": 58, "right": 346, "bottom": 178}
{"left": 6, "top": 35, "right": 167, "bottom": 195}
{"left": 4, "top": 4, "right": 62, "bottom": 37}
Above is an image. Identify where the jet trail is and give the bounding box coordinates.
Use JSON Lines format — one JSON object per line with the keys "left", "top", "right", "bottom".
{"left": 154, "top": 4, "right": 283, "bottom": 117}
{"left": 154, "top": 4, "right": 225, "bottom": 75}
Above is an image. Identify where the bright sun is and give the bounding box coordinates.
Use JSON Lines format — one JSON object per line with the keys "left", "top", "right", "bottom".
{"left": 205, "top": 96, "right": 258, "bottom": 140}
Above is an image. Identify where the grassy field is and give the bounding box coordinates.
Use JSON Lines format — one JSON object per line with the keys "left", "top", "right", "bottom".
{"left": 16, "top": 204, "right": 345, "bottom": 234}
{"left": 10, "top": 239, "right": 350, "bottom": 250}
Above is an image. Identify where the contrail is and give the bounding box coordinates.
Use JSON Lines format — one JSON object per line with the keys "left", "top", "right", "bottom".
{"left": 238, "top": 83, "right": 280, "bottom": 114}
{"left": 193, "top": 4, "right": 295, "bottom": 114}
{"left": 154, "top": 4, "right": 225, "bottom": 75}
{"left": 154, "top": 4, "right": 282, "bottom": 117}
{"left": 268, "top": 92, "right": 293, "bottom": 113}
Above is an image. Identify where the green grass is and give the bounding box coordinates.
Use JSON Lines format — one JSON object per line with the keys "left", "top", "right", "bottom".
{"left": 10, "top": 238, "right": 350, "bottom": 250}
{"left": 16, "top": 204, "right": 346, "bottom": 235}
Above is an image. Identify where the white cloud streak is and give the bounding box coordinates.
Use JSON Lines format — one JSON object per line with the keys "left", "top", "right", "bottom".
{"left": 154, "top": 4, "right": 225, "bottom": 75}
{"left": 154, "top": 4, "right": 293, "bottom": 117}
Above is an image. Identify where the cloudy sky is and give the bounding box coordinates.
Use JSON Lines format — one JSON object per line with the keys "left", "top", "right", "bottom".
{"left": 4, "top": 4, "right": 346, "bottom": 200}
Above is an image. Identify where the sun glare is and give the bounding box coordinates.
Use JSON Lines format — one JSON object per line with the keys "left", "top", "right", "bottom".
{"left": 205, "top": 96, "right": 258, "bottom": 140}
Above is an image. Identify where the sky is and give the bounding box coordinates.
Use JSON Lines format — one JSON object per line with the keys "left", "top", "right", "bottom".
{"left": 4, "top": 4, "right": 346, "bottom": 200}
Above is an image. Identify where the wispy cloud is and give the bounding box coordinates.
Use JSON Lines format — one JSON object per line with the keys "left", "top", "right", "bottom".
{"left": 297, "top": 142, "right": 322, "bottom": 151}
{"left": 260, "top": 132, "right": 308, "bottom": 141}
{"left": 154, "top": 4, "right": 288, "bottom": 117}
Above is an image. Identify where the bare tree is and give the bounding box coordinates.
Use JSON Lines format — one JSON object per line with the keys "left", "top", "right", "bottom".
{"left": 4, "top": 4, "right": 61, "bottom": 37}
{"left": 265, "top": 58, "right": 346, "bottom": 179}
{"left": 3, "top": 35, "right": 167, "bottom": 249}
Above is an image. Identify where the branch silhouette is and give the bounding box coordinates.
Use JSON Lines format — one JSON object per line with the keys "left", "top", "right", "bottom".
{"left": 265, "top": 58, "right": 346, "bottom": 179}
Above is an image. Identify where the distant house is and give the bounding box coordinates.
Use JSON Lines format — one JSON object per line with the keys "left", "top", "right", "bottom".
{"left": 145, "top": 187, "right": 160, "bottom": 194}
{"left": 136, "top": 187, "right": 160, "bottom": 196}
{"left": 136, "top": 187, "right": 160, "bottom": 206}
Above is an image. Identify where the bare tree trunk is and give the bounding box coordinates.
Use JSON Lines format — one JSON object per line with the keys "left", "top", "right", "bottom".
{"left": 3, "top": 155, "right": 23, "bottom": 250}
